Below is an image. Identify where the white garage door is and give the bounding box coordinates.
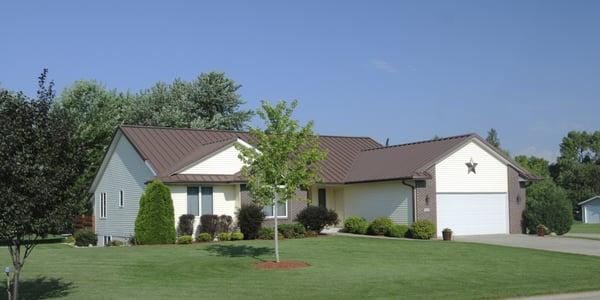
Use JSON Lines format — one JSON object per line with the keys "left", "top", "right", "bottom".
{"left": 436, "top": 193, "right": 508, "bottom": 236}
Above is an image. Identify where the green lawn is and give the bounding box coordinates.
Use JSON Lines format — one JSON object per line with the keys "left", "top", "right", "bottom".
{"left": 3, "top": 236, "right": 600, "bottom": 299}
{"left": 569, "top": 222, "right": 600, "bottom": 234}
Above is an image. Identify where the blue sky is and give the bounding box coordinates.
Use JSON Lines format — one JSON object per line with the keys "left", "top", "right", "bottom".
{"left": 1, "top": 1, "right": 599, "bottom": 161}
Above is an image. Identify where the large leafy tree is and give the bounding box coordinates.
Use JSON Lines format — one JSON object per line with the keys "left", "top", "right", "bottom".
{"left": 127, "top": 72, "right": 253, "bottom": 130}
{"left": 236, "top": 100, "right": 327, "bottom": 262}
{"left": 552, "top": 130, "right": 600, "bottom": 216}
{"left": 0, "top": 70, "right": 83, "bottom": 299}
{"left": 516, "top": 155, "right": 573, "bottom": 234}
{"left": 55, "top": 81, "right": 131, "bottom": 213}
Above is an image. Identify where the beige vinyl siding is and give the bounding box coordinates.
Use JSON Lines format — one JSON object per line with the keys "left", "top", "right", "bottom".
{"left": 170, "top": 184, "right": 239, "bottom": 236}
{"left": 94, "top": 134, "right": 154, "bottom": 245}
{"left": 435, "top": 141, "right": 508, "bottom": 193}
{"left": 343, "top": 181, "right": 413, "bottom": 224}
{"left": 180, "top": 145, "right": 243, "bottom": 175}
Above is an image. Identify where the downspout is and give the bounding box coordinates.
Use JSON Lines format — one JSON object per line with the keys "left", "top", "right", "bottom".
{"left": 402, "top": 179, "right": 417, "bottom": 224}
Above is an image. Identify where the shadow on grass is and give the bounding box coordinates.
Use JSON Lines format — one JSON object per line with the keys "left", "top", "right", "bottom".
{"left": 10, "top": 276, "right": 74, "bottom": 299}
{"left": 204, "top": 244, "right": 273, "bottom": 262}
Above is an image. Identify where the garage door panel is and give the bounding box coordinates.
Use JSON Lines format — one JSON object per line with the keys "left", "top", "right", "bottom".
{"left": 437, "top": 193, "right": 508, "bottom": 236}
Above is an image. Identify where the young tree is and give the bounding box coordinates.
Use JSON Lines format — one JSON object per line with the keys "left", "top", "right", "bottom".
{"left": 134, "top": 180, "right": 177, "bottom": 244}
{"left": 236, "top": 100, "right": 327, "bottom": 262}
{"left": 0, "top": 70, "right": 83, "bottom": 299}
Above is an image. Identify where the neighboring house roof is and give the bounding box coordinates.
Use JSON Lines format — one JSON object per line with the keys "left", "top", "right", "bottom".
{"left": 579, "top": 196, "right": 600, "bottom": 205}
{"left": 107, "top": 125, "right": 535, "bottom": 187}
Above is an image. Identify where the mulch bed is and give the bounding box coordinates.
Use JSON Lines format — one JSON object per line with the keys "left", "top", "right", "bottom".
{"left": 255, "top": 261, "right": 310, "bottom": 269}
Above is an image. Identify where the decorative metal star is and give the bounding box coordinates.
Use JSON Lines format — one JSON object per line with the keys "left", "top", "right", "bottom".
{"left": 466, "top": 158, "right": 478, "bottom": 174}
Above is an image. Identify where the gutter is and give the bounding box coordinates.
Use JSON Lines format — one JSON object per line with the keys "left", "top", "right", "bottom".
{"left": 402, "top": 180, "right": 417, "bottom": 224}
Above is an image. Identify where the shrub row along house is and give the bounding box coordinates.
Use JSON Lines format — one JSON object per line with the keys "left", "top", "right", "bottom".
{"left": 90, "top": 125, "right": 536, "bottom": 245}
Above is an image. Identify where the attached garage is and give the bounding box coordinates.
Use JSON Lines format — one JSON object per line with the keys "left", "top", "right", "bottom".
{"left": 437, "top": 193, "right": 509, "bottom": 236}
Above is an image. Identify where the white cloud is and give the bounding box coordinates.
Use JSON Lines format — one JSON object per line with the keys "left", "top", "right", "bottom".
{"left": 370, "top": 59, "right": 398, "bottom": 73}
{"left": 516, "top": 146, "right": 559, "bottom": 162}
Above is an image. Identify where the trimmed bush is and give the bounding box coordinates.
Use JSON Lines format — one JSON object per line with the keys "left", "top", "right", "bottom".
{"left": 231, "top": 231, "right": 244, "bottom": 240}
{"left": 198, "top": 232, "right": 212, "bottom": 242}
{"left": 217, "top": 232, "right": 231, "bottom": 241}
{"left": 409, "top": 220, "right": 436, "bottom": 240}
{"left": 367, "top": 217, "right": 394, "bottom": 235}
{"left": 200, "top": 214, "right": 219, "bottom": 237}
{"left": 217, "top": 215, "right": 233, "bottom": 233}
{"left": 343, "top": 216, "right": 369, "bottom": 234}
{"left": 278, "top": 223, "right": 306, "bottom": 239}
{"left": 295, "top": 206, "right": 339, "bottom": 233}
{"left": 134, "top": 180, "right": 177, "bottom": 245}
{"left": 386, "top": 224, "right": 409, "bottom": 238}
{"left": 108, "top": 240, "right": 124, "bottom": 247}
{"left": 177, "top": 235, "right": 193, "bottom": 244}
{"left": 74, "top": 229, "right": 97, "bottom": 246}
{"left": 524, "top": 179, "right": 573, "bottom": 235}
{"left": 258, "top": 227, "right": 274, "bottom": 240}
{"left": 236, "top": 203, "right": 265, "bottom": 240}
{"left": 177, "top": 214, "right": 195, "bottom": 236}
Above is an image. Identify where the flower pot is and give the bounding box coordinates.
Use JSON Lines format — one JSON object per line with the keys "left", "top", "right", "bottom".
{"left": 442, "top": 231, "right": 452, "bottom": 241}
{"left": 537, "top": 228, "right": 545, "bottom": 237}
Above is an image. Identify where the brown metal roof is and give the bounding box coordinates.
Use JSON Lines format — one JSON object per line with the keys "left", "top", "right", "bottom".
{"left": 345, "top": 134, "right": 474, "bottom": 183}
{"left": 120, "top": 125, "right": 381, "bottom": 184}
{"left": 151, "top": 174, "right": 245, "bottom": 184}
{"left": 120, "top": 125, "right": 535, "bottom": 185}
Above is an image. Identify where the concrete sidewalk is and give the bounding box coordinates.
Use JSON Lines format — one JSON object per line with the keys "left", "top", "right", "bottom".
{"left": 509, "top": 290, "right": 600, "bottom": 300}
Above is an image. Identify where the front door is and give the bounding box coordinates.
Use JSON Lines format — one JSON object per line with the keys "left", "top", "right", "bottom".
{"left": 318, "top": 188, "right": 326, "bottom": 208}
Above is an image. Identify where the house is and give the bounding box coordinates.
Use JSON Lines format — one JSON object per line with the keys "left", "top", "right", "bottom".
{"left": 579, "top": 196, "right": 600, "bottom": 224}
{"left": 90, "top": 125, "right": 536, "bottom": 245}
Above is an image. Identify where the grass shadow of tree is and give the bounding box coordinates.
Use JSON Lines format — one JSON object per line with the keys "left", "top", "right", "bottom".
{"left": 204, "top": 244, "right": 273, "bottom": 262}
{"left": 8, "top": 276, "right": 74, "bottom": 299}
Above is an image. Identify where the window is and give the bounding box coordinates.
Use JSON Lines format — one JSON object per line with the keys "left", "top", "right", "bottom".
{"left": 100, "top": 192, "right": 107, "bottom": 218}
{"left": 240, "top": 184, "right": 248, "bottom": 191}
{"left": 264, "top": 201, "right": 287, "bottom": 218}
{"left": 201, "top": 187, "right": 213, "bottom": 215}
{"left": 119, "top": 190, "right": 124, "bottom": 208}
{"left": 318, "top": 188, "right": 326, "bottom": 208}
{"left": 187, "top": 187, "right": 199, "bottom": 216}
{"left": 103, "top": 235, "right": 111, "bottom": 246}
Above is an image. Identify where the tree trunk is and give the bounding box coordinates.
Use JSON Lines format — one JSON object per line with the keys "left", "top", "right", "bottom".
{"left": 274, "top": 201, "right": 280, "bottom": 263}
{"left": 11, "top": 267, "right": 19, "bottom": 300}
{"left": 10, "top": 243, "right": 21, "bottom": 300}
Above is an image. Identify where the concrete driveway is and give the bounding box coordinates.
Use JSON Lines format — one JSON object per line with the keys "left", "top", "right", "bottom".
{"left": 455, "top": 234, "right": 600, "bottom": 256}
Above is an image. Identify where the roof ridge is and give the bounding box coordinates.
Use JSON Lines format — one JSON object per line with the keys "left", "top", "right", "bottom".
{"left": 120, "top": 124, "right": 249, "bottom": 134}
{"left": 120, "top": 124, "right": 376, "bottom": 140}
{"left": 362, "top": 133, "right": 476, "bottom": 152}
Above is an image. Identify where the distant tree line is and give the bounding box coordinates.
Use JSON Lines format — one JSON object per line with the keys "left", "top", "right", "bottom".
{"left": 487, "top": 128, "right": 600, "bottom": 224}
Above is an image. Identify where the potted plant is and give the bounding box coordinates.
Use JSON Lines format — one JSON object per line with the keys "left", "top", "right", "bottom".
{"left": 536, "top": 224, "right": 548, "bottom": 237}
{"left": 442, "top": 228, "right": 452, "bottom": 241}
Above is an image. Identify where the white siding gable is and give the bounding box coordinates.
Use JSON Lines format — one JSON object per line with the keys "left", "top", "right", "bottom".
{"left": 180, "top": 144, "right": 243, "bottom": 175}
{"left": 435, "top": 141, "right": 508, "bottom": 193}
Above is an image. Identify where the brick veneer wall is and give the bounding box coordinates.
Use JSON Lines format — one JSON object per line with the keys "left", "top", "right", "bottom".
{"left": 415, "top": 166, "right": 437, "bottom": 228}
{"left": 240, "top": 187, "right": 308, "bottom": 228}
{"left": 508, "top": 167, "right": 527, "bottom": 234}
